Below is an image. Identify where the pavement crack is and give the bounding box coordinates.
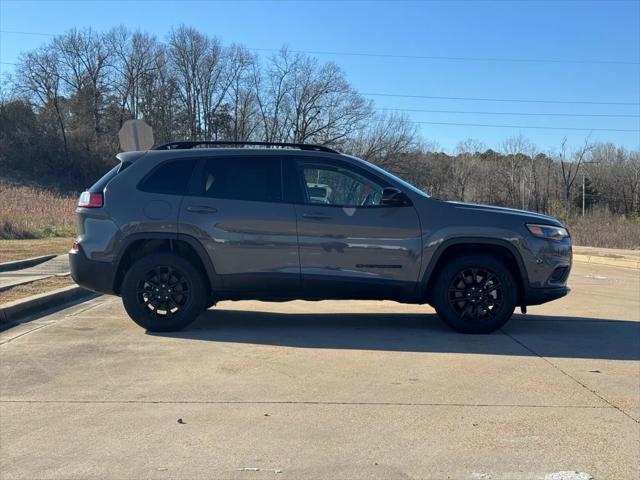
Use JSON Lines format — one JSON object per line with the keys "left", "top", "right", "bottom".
{"left": 0, "top": 323, "right": 50, "bottom": 345}
{"left": 0, "top": 399, "right": 615, "bottom": 408}
{"left": 500, "top": 328, "right": 639, "bottom": 424}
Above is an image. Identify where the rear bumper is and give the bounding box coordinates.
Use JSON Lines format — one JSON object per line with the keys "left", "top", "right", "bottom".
{"left": 525, "top": 286, "right": 570, "bottom": 306}
{"left": 69, "top": 248, "right": 117, "bottom": 295}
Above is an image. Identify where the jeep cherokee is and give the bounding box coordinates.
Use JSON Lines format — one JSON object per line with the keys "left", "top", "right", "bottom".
{"left": 70, "top": 141, "right": 572, "bottom": 333}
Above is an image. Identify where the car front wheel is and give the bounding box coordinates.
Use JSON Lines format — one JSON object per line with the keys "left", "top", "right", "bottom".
{"left": 121, "top": 253, "right": 206, "bottom": 332}
{"left": 433, "top": 255, "right": 517, "bottom": 334}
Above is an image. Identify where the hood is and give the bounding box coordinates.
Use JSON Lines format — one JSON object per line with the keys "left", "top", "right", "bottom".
{"left": 443, "top": 200, "right": 563, "bottom": 226}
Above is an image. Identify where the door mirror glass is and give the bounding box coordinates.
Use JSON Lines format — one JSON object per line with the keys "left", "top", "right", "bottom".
{"left": 381, "top": 187, "right": 411, "bottom": 206}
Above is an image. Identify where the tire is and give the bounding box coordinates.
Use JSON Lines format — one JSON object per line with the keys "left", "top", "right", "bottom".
{"left": 121, "top": 252, "right": 207, "bottom": 332}
{"left": 433, "top": 254, "right": 517, "bottom": 334}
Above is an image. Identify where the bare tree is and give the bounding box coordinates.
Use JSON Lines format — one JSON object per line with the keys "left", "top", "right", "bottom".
{"left": 589, "top": 143, "right": 640, "bottom": 216}
{"left": 168, "top": 25, "right": 213, "bottom": 139}
{"left": 138, "top": 44, "right": 178, "bottom": 144}
{"left": 106, "top": 27, "right": 160, "bottom": 126}
{"left": 290, "top": 59, "right": 371, "bottom": 144}
{"left": 500, "top": 134, "right": 536, "bottom": 209}
{"left": 227, "top": 45, "right": 258, "bottom": 141}
{"left": 198, "top": 36, "right": 238, "bottom": 140}
{"left": 15, "top": 46, "right": 69, "bottom": 162}
{"left": 347, "top": 112, "right": 417, "bottom": 166}
{"left": 558, "top": 137, "right": 593, "bottom": 216}
{"left": 252, "top": 48, "right": 297, "bottom": 142}
{"left": 451, "top": 139, "right": 485, "bottom": 202}
{"left": 54, "top": 28, "right": 111, "bottom": 141}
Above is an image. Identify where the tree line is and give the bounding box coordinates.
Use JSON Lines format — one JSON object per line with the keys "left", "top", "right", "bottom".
{"left": 0, "top": 25, "right": 638, "bottom": 220}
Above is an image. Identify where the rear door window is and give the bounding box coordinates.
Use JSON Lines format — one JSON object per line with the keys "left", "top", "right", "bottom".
{"left": 199, "top": 157, "right": 282, "bottom": 202}
{"left": 138, "top": 159, "right": 197, "bottom": 195}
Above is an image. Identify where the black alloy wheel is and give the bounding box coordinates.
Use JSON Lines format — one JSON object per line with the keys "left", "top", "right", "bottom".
{"left": 433, "top": 254, "right": 517, "bottom": 334}
{"left": 137, "top": 265, "right": 191, "bottom": 317}
{"left": 447, "top": 267, "right": 502, "bottom": 321}
{"left": 122, "top": 253, "right": 206, "bottom": 332}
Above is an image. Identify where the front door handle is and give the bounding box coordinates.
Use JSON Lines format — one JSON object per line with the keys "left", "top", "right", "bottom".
{"left": 186, "top": 205, "right": 217, "bottom": 214}
{"left": 302, "top": 212, "right": 331, "bottom": 220}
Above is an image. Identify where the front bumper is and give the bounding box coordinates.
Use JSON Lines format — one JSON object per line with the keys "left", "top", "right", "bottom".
{"left": 69, "top": 247, "right": 117, "bottom": 295}
{"left": 525, "top": 286, "right": 570, "bottom": 306}
{"left": 521, "top": 234, "right": 572, "bottom": 306}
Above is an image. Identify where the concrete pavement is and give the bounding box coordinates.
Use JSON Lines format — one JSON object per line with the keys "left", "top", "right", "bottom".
{"left": 1, "top": 262, "right": 638, "bottom": 479}
{"left": 573, "top": 246, "right": 640, "bottom": 259}
{"left": 573, "top": 246, "right": 640, "bottom": 269}
{"left": 0, "top": 255, "right": 70, "bottom": 291}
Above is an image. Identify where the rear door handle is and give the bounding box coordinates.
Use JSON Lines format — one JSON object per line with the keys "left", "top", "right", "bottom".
{"left": 302, "top": 212, "right": 331, "bottom": 220}
{"left": 186, "top": 205, "right": 217, "bottom": 214}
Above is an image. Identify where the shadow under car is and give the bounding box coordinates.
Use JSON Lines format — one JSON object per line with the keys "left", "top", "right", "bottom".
{"left": 148, "top": 309, "right": 640, "bottom": 362}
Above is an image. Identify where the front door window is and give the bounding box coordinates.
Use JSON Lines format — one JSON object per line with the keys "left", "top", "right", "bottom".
{"left": 298, "top": 163, "right": 385, "bottom": 207}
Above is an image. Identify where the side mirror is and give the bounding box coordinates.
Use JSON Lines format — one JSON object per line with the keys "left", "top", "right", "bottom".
{"left": 381, "top": 187, "right": 411, "bottom": 206}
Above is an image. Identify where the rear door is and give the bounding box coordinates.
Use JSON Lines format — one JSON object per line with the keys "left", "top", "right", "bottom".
{"left": 179, "top": 154, "right": 300, "bottom": 296}
{"left": 288, "top": 156, "right": 422, "bottom": 299}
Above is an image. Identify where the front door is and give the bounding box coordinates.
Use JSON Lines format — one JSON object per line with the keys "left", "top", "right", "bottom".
{"left": 179, "top": 155, "right": 300, "bottom": 296}
{"left": 290, "top": 157, "right": 422, "bottom": 299}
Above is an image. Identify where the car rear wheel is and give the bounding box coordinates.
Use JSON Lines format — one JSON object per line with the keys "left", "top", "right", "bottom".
{"left": 433, "top": 255, "right": 517, "bottom": 334}
{"left": 121, "top": 253, "right": 206, "bottom": 332}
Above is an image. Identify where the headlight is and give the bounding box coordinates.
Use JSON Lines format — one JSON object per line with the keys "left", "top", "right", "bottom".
{"left": 526, "top": 224, "right": 569, "bottom": 241}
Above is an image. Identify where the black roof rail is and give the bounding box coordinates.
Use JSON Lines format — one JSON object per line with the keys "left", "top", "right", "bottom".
{"left": 152, "top": 140, "right": 340, "bottom": 154}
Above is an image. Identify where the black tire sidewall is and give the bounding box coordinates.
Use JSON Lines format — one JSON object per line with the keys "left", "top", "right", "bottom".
{"left": 433, "top": 255, "right": 517, "bottom": 334}
{"left": 121, "top": 253, "right": 206, "bottom": 332}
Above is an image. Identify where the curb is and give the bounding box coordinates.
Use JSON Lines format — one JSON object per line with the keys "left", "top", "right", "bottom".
{"left": 0, "top": 272, "right": 73, "bottom": 293}
{"left": 0, "top": 254, "right": 57, "bottom": 273}
{"left": 0, "top": 285, "right": 95, "bottom": 324}
{"left": 0, "top": 275, "right": 50, "bottom": 293}
{"left": 573, "top": 254, "right": 640, "bottom": 269}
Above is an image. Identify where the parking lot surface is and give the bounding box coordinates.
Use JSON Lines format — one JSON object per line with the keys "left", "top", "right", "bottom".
{"left": 1, "top": 262, "right": 639, "bottom": 480}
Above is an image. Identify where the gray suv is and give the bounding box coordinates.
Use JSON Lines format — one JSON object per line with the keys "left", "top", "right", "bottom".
{"left": 70, "top": 141, "right": 572, "bottom": 334}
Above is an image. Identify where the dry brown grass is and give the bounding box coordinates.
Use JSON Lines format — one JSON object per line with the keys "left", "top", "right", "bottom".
{"left": 0, "top": 237, "right": 75, "bottom": 263}
{"left": 0, "top": 275, "right": 75, "bottom": 304}
{"left": 0, "top": 180, "right": 77, "bottom": 239}
{"left": 567, "top": 214, "right": 640, "bottom": 250}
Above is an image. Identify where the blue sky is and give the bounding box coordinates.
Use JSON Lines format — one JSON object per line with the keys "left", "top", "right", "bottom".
{"left": 1, "top": 0, "right": 639, "bottom": 152}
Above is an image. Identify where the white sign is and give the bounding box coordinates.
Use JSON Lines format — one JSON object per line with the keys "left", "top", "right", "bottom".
{"left": 118, "top": 119, "right": 154, "bottom": 151}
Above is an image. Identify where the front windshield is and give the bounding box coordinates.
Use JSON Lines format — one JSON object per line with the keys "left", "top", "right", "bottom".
{"left": 346, "top": 155, "right": 430, "bottom": 198}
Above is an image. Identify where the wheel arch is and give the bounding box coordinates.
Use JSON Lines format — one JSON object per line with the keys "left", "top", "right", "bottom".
{"left": 422, "top": 238, "right": 528, "bottom": 304}
{"left": 112, "top": 233, "right": 220, "bottom": 295}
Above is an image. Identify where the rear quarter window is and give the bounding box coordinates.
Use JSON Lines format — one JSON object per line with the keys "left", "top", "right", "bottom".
{"left": 198, "top": 156, "right": 282, "bottom": 202}
{"left": 138, "top": 159, "right": 197, "bottom": 195}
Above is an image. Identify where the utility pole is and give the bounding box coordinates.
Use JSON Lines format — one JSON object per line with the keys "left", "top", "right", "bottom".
{"left": 582, "top": 160, "right": 599, "bottom": 217}
{"left": 582, "top": 173, "right": 586, "bottom": 217}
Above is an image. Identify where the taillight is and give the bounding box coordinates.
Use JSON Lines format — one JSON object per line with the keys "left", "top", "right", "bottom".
{"left": 78, "top": 191, "right": 103, "bottom": 208}
{"left": 71, "top": 241, "right": 80, "bottom": 252}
